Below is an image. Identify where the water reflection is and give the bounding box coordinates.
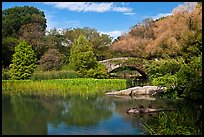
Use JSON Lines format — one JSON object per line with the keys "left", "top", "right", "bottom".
{"left": 2, "top": 95, "right": 47, "bottom": 135}
{"left": 2, "top": 94, "right": 172, "bottom": 135}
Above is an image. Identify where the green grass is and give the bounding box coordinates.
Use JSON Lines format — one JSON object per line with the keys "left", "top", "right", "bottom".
{"left": 31, "top": 70, "right": 81, "bottom": 80}
{"left": 2, "top": 78, "right": 126, "bottom": 97}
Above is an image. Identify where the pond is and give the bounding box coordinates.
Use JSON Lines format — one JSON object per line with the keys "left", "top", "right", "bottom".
{"left": 2, "top": 94, "right": 174, "bottom": 135}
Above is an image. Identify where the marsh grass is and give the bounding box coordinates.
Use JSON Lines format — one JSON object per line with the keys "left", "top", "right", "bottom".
{"left": 142, "top": 100, "right": 202, "bottom": 135}
{"left": 2, "top": 78, "right": 126, "bottom": 97}
{"left": 31, "top": 70, "right": 81, "bottom": 80}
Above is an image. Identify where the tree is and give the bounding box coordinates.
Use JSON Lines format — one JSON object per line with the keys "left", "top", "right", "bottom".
{"left": 9, "top": 41, "right": 37, "bottom": 80}
{"left": 64, "top": 27, "right": 112, "bottom": 60}
{"left": 2, "top": 6, "right": 47, "bottom": 65}
{"left": 69, "top": 35, "right": 98, "bottom": 75}
{"left": 39, "top": 48, "right": 64, "bottom": 71}
{"left": 45, "top": 28, "right": 69, "bottom": 63}
{"left": 2, "top": 6, "right": 46, "bottom": 38}
{"left": 110, "top": 2, "right": 202, "bottom": 60}
{"left": 2, "top": 37, "right": 20, "bottom": 67}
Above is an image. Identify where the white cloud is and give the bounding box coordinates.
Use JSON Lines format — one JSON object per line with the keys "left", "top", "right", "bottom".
{"left": 100, "top": 30, "right": 125, "bottom": 40}
{"left": 43, "top": 2, "right": 132, "bottom": 13}
{"left": 43, "top": 9, "right": 81, "bottom": 31}
{"left": 123, "top": 12, "right": 137, "bottom": 17}
{"left": 112, "top": 7, "right": 132, "bottom": 12}
{"left": 151, "top": 13, "right": 172, "bottom": 20}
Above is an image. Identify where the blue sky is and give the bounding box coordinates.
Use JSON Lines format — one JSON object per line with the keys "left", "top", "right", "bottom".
{"left": 2, "top": 2, "right": 184, "bottom": 39}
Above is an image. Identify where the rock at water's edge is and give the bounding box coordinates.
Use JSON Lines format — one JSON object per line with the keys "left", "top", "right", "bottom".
{"left": 105, "top": 86, "right": 166, "bottom": 96}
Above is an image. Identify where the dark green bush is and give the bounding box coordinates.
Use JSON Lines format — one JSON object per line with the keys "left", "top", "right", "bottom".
{"left": 147, "top": 55, "right": 202, "bottom": 101}
{"left": 85, "top": 63, "right": 108, "bottom": 79}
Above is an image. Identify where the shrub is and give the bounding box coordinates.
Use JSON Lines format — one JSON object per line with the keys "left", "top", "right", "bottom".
{"left": 147, "top": 58, "right": 182, "bottom": 79}
{"left": 148, "top": 55, "right": 202, "bottom": 101}
{"left": 2, "top": 67, "right": 11, "bottom": 80}
{"left": 39, "top": 48, "right": 64, "bottom": 71}
{"left": 175, "top": 55, "right": 202, "bottom": 100}
{"left": 86, "top": 63, "right": 108, "bottom": 79}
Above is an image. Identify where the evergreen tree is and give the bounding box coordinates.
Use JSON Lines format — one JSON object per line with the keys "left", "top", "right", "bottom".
{"left": 69, "top": 35, "right": 97, "bottom": 75}
{"left": 9, "top": 41, "right": 37, "bottom": 80}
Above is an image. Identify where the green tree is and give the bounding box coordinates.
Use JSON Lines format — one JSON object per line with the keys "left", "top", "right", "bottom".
{"left": 9, "top": 41, "right": 37, "bottom": 80}
{"left": 64, "top": 27, "right": 112, "bottom": 60}
{"left": 69, "top": 35, "right": 98, "bottom": 76}
{"left": 175, "top": 55, "right": 202, "bottom": 101}
{"left": 2, "top": 6, "right": 47, "bottom": 65}
{"left": 39, "top": 48, "right": 64, "bottom": 71}
{"left": 45, "top": 28, "right": 70, "bottom": 63}
{"left": 2, "top": 6, "right": 46, "bottom": 38}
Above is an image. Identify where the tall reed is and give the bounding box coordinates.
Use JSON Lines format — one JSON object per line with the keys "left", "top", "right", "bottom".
{"left": 2, "top": 78, "right": 126, "bottom": 97}
{"left": 142, "top": 100, "right": 202, "bottom": 135}
{"left": 31, "top": 70, "right": 81, "bottom": 80}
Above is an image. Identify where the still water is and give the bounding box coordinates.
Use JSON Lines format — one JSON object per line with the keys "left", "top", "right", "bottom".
{"left": 2, "top": 94, "right": 173, "bottom": 135}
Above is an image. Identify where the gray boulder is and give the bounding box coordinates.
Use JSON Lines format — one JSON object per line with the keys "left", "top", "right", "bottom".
{"left": 105, "top": 86, "right": 166, "bottom": 96}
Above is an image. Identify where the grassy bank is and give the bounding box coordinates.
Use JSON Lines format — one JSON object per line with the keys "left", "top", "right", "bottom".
{"left": 2, "top": 78, "right": 126, "bottom": 97}
{"left": 142, "top": 99, "right": 202, "bottom": 135}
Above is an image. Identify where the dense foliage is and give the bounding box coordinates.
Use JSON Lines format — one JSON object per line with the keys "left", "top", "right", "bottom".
{"left": 39, "top": 48, "right": 64, "bottom": 71}
{"left": 2, "top": 37, "right": 20, "bottom": 67}
{"left": 69, "top": 35, "right": 97, "bottom": 71}
{"left": 69, "top": 35, "right": 108, "bottom": 78}
{"left": 139, "top": 3, "right": 202, "bottom": 135}
{"left": 2, "top": 6, "right": 47, "bottom": 67}
{"left": 147, "top": 55, "right": 202, "bottom": 101}
{"left": 9, "top": 41, "right": 37, "bottom": 80}
{"left": 110, "top": 2, "right": 202, "bottom": 59}
{"left": 2, "top": 6, "right": 46, "bottom": 38}
{"left": 63, "top": 27, "right": 112, "bottom": 61}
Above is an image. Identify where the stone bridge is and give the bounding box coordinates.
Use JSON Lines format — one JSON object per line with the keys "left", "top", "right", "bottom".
{"left": 99, "top": 57, "right": 147, "bottom": 78}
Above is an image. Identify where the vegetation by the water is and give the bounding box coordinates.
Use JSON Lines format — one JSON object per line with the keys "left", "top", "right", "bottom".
{"left": 31, "top": 70, "right": 81, "bottom": 80}
{"left": 2, "top": 78, "right": 126, "bottom": 97}
{"left": 146, "top": 55, "right": 202, "bottom": 101}
{"left": 142, "top": 100, "right": 202, "bottom": 135}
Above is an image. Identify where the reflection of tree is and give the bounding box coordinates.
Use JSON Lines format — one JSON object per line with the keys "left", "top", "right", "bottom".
{"left": 39, "top": 96, "right": 65, "bottom": 128}
{"left": 2, "top": 95, "right": 113, "bottom": 135}
{"left": 2, "top": 95, "right": 17, "bottom": 135}
{"left": 44, "top": 96, "right": 113, "bottom": 127}
{"left": 2, "top": 95, "right": 48, "bottom": 135}
{"left": 11, "top": 95, "right": 37, "bottom": 126}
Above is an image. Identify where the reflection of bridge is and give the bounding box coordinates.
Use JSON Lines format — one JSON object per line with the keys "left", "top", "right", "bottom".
{"left": 99, "top": 57, "right": 147, "bottom": 78}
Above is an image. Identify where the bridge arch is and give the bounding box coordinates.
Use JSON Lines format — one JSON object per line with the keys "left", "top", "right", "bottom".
{"left": 109, "top": 65, "right": 147, "bottom": 78}
{"left": 99, "top": 57, "right": 147, "bottom": 78}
